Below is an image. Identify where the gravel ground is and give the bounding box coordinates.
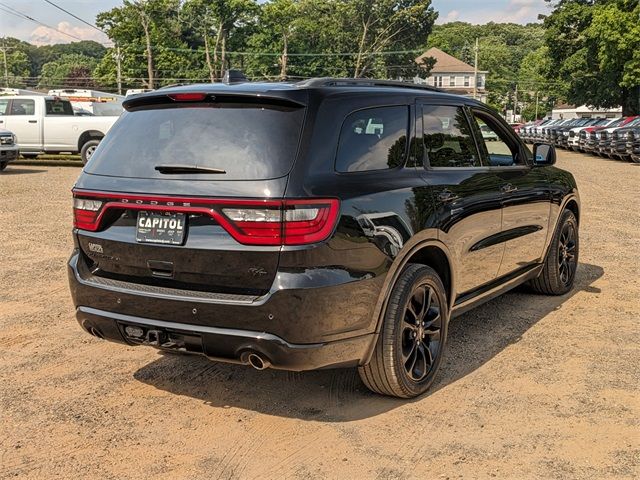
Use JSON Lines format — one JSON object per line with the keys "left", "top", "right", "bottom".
{"left": 1, "top": 151, "right": 638, "bottom": 479}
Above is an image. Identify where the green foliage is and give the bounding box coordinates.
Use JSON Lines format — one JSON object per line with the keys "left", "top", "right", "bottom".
{"left": 427, "top": 21, "right": 554, "bottom": 116}
{"left": 544, "top": 0, "right": 640, "bottom": 115}
{"left": 37, "top": 53, "right": 99, "bottom": 89}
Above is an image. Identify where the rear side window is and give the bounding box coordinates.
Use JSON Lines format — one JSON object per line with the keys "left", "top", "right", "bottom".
{"left": 336, "top": 106, "right": 409, "bottom": 172}
{"left": 0, "top": 99, "right": 8, "bottom": 115}
{"left": 422, "top": 105, "right": 479, "bottom": 168}
{"left": 85, "top": 102, "right": 305, "bottom": 180}
{"left": 9, "top": 99, "right": 35, "bottom": 115}
{"left": 45, "top": 100, "right": 74, "bottom": 116}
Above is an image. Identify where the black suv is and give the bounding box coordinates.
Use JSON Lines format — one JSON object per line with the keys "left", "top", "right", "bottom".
{"left": 68, "top": 79, "right": 580, "bottom": 398}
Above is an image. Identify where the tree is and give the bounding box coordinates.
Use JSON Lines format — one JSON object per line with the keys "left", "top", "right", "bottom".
{"left": 97, "top": 0, "right": 183, "bottom": 89}
{"left": 427, "top": 22, "right": 548, "bottom": 112}
{"left": 38, "top": 53, "right": 98, "bottom": 89}
{"left": 260, "top": 0, "right": 298, "bottom": 79}
{"left": 544, "top": 0, "right": 640, "bottom": 115}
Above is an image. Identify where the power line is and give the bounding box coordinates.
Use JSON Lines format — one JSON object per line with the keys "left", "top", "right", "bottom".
{"left": 41, "top": 0, "right": 106, "bottom": 35}
{"left": 0, "top": 1, "right": 85, "bottom": 42}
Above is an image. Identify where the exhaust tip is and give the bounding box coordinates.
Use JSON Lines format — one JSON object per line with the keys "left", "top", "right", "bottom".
{"left": 88, "top": 326, "right": 104, "bottom": 339}
{"left": 247, "top": 352, "right": 270, "bottom": 371}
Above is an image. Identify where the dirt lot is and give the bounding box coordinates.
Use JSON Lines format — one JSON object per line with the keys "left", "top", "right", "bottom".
{"left": 1, "top": 151, "right": 638, "bottom": 479}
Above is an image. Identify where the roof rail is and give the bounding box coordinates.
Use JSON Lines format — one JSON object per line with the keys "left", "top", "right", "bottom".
{"left": 297, "top": 77, "right": 442, "bottom": 92}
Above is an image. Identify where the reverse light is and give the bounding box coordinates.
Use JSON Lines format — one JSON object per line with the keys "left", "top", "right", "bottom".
{"left": 73, "top": 197, "right": 104, "bottom": 231}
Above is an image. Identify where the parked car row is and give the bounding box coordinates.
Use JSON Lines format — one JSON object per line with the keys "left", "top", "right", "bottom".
{"left": 515, "top": 116, "right": 640, "bottom": 163}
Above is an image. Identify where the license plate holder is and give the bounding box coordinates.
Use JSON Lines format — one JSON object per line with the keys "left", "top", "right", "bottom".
{"left": 136, "top": 211, "right": 186, "bottom": 245}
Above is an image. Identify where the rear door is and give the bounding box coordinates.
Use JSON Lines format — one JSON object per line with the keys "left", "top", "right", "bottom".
{"left": 75, "top": 94, "right": 307, "bottom": 295}
{"left": 4, "top": 98, "right": 42, "bottom": 150}
{"left": 418, "top": 102, "right": 504, "bottom": 297}
{"left": 468, "top": 107, "right": 550, "bottom": 277}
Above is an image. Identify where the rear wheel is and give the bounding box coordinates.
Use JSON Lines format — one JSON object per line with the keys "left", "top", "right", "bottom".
{"left": 81, "top": 139, "right": 101, "bottom": 165}
{"left": 359, "top": 264, "right": 448, "bottom": 398}
{"left": 529, "top": 209, "right": 579, "bottom": 295}
{"left": 0, "top": 161, "right": 7, "bottom": 171}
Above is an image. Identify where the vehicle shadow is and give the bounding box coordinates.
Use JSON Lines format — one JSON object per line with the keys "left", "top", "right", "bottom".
{"left": 1, "top": 168, "right": 48, "bottom": 175}
{"left": 133, "top": 262, "right": 604, "bottom": 422}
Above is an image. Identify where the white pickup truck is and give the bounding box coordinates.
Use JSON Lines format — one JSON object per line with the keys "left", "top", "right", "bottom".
{"left": 0, "top": 95, "right": 119, "bottom": 164}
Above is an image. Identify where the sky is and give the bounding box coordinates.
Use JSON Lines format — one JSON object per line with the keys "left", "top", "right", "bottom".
{"left": 0, "top": 0, "right": 552, "bottom": 46}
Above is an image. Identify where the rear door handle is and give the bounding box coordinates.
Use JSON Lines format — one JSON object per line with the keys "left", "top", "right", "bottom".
{"left": 438, "top": 190, "right": 460, "bottom": 203}
{"left": 28, "top": 120, "right": 37, "bottom": 124}
{"left": 501, "top": 183, "right": 518, "bottom": 194}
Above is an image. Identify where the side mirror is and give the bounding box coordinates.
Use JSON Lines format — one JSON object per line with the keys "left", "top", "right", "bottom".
{"left": 533, "top": 143, "right": 556, "bottom": 166}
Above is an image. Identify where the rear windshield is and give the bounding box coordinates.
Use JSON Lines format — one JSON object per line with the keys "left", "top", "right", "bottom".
{"left": 85, "top": 102, "right": 305, "bottom": 180}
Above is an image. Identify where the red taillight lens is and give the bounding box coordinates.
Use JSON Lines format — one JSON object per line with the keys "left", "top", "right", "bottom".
{"left": 219, "top": 199, "right": 339, "bottom": 245}
{"left": 283, "top": 200, "right": 339, "bottom": 245}
{"left": 73, "top": 197, "right": 103, "bottom": 231}
{"left": 72, "top": 190, "right": 339, "bottom": 246}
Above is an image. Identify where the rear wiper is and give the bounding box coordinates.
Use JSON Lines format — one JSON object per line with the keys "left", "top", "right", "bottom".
{"left": 155, "top": 164, "right": 226, "bottom": 174}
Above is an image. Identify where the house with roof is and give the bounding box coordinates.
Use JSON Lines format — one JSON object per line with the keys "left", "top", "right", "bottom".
{"left": 413, "top": 47, "right": 488, "bottom": 103}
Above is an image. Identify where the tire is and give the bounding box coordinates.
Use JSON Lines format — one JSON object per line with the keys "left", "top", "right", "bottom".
{"left": 529, "top": 209, "right": 579, "bottom": 295}
{"left": 0, "top": 161, "right": 7, "bottom": 171}
{"left": 80, "top": 139, "right": 101, "bottom": 165}
{"left": 359, "top": 264, "right": 448, "bottom": 398}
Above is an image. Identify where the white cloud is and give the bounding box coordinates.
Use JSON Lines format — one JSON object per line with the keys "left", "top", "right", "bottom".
{"left": 436, "top": 9, "right": 460, "bottom": 25}
{"left": 29, "top": 21, "right": 109, "bottom": 46}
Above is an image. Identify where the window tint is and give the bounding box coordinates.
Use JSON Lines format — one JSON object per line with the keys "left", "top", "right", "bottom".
{"left": 0, "top": 99, "right": 8, "bottom": 115}
{"left": 335, "top": 106, "right": 408, "bottom": 172}
{"left": 85, "top": 102, "right": 305, "bottom": 180}
{"left": 9, "top": 99, "right": 35, "bottom": 115}
{"left": 422, "top": 105, "right": 479, "bottom": 168}
{"left": 45, "top": 99, "right": 74, "bottom": 116}
{"left": 471, "top": 111, "right": 521, "bottom": 166}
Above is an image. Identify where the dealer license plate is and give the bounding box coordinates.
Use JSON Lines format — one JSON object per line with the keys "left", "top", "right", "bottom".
{"left": 136, "top": 211, "right": 186, "bottom": 245}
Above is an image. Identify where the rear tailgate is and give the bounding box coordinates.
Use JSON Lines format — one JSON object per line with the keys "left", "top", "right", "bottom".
{"left": 74, "top": 93, "right": 306, "bottom": 295}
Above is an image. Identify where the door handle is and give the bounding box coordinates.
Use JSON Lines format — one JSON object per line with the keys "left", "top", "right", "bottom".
{"left": 501, "top": 183, "right": 518, "bottom": 194}
{"left": 438, "top": 190, "right": 460, "bottom": 203}
{"left": 28, "top": 120, "right": 37, "bottom": 124}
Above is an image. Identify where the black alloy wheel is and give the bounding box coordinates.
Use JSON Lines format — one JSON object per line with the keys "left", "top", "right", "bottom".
{"left": 359, "top": 264, "right": 448, "bottom": 398}
{"left": 558, "top": 221, "right": 578, "bottom": 287}
{"left": 401, "top": 284, "right": 442, "bottom": 382}
{"left": 529, "top": 209, "right": 579, "bottom": 295}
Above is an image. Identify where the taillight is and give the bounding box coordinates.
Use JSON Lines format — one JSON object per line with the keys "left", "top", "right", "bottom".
{"left": 73, "top": 197, "right": 103, "bottom": 231}
{"left": 219, "top": 199, "right": 339, "bottom": 245}
{"left": 71, "top": 190, "right": 339, "bottom": 246}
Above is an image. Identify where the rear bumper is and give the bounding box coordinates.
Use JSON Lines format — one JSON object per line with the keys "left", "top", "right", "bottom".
{"left": 68, "top": 250, "right": 380, "bottom": 370}
{"left": 75, "top": 306, "right": 374, "bottom": 371}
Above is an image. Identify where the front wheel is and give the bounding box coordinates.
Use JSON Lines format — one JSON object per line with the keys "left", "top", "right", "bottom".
{"left": 359, "top": 264, "right": 448, "bottom": 398}
{"left": 529, "top": 209, "right": 579, "bottom": 295}
{"left": 80, "top": 139, "right": 101, "bottom": 165}
{"left": 0, "top": 161, "right": 7, "bottom": 171}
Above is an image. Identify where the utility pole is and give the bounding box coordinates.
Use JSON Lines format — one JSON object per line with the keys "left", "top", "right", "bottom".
{"left": 0, "top": 41, "right": 9, "bottom": 88}
{"left": 535, "top": 91, "right": 539, "bottom": 120}
{"left": 113, "top": 44, "right": 123, "bottom": 95}
{"left": 514, "top": 83, "right": 518, "bottom": 122}
{"left": 473, "top": 37, "right": 478, "bottom": 100}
